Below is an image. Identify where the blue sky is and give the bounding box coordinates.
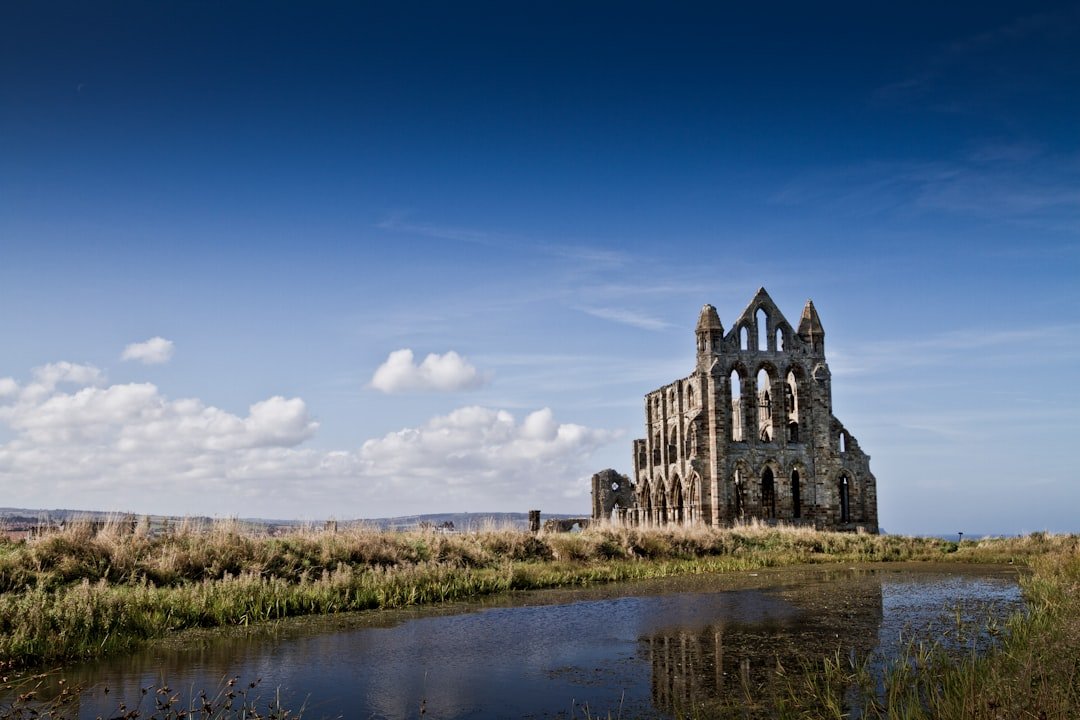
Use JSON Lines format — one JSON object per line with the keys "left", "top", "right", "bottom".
{"left": 2, "top": 2, "right": 1078, "bottom": 533}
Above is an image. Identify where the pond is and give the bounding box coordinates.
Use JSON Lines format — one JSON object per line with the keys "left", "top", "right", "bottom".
{"left": 9, "top": 563, "right": 1023, "bottom": 719}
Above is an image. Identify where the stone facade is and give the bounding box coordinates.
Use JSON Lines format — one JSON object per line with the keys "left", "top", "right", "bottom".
{"left": 591, "top": 288, "right": 878, "bottom": 532}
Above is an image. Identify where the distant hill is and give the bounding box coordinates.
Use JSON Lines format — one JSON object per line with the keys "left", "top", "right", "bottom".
{"left": 360, "top": 512, "right": 584, "bottom": 531}
{"left": 0, "top": 507, "right": 581, "bottom": 532}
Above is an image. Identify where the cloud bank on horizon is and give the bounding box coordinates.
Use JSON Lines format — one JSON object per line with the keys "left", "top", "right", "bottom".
{"left": 0, "top": 354, "right": 616, "bottom": 519}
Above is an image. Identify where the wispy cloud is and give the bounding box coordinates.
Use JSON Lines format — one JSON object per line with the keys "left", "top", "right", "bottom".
{"left": 376, "top": 215, "right": 507, "bottom": 248}
{"left": 773, "top": 146, "right": 1080, "bottom": 231}
{"left": 831, "top": 324, "right": 1080, "bottom": 377}
{"left": 376, "top": 214, "right": 631, "bottom": 268}
{"left": 966, "top": 140, "right": 1044, "bottom": 164}
{"left": 578, "top": 306, "right": 673, "bottom": 331}
{"left": 945, "top": 8, "right": 1073, "bottom": 56}
{"left": 544, "top": 244, "right": 630, "bottom": 267}
{"left": 873, "top": 7, "right": 1080, "bottom": 109}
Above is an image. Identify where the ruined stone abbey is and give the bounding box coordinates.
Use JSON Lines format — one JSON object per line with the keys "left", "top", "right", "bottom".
{"left": 592, "top": 288, "right": 878, "bottom": 532}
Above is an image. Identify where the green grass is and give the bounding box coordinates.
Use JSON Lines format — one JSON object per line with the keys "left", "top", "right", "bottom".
{"left": 771, "top": 543, "right": 1080, "bottom": 719}
{"left": 0, "top": 519, "right": 1076, "bottom": 677}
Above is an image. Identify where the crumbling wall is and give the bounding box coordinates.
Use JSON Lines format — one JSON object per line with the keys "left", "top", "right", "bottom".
{"left": 590, "top": 468, "right": 635, "bottom": 522}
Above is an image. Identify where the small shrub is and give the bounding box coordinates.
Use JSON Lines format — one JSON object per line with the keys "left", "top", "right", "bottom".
{"left": 548, "top": 534, "right": 594, "bottom": 562}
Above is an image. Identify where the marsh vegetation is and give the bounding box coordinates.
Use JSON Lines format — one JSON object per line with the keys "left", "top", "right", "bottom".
{"left": 0, "top": 519, "right": 1076, "bottom": 718}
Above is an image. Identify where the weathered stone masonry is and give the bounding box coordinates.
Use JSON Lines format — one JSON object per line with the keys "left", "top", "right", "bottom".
{"left": 592, "top": 288, "right": 878, "bottom": 532}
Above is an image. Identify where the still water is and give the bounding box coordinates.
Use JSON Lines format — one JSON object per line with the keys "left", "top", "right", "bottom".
{"left": 22, "top": 563, "right": 1023, "bottom": 719}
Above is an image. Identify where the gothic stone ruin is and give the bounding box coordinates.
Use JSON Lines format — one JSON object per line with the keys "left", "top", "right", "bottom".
{"left": 592, "top": 288, "right": 878, "bottom": 532}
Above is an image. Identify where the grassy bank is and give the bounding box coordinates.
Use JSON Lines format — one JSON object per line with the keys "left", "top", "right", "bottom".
{"left": 0, "top": 520, "right": 1076, "bottom": 672}
{"left": 773, "top": 542, "right": 1080, "bottom": 719}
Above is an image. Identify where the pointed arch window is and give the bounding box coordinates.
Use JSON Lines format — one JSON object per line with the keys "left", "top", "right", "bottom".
{"left": 734, "top": 469, "right": 744, "bottom": 518}
{"left": 756, "top": 309, "right": 769, "bottom": 351}
{"left": 687, "top": 475, "right": 700, "bottom": 524}
{"left": 642, "top": 483, "right": 654, "bottom": 526}
{"left": 757, "top": 368, "right": 773, "bottom": 441}
{"left": 791, "top": 469, "right": 801, "bottom": 519}
{"left": 730, "top": 370, "right": 744, "bottom": 441}
{"left": 785, "top": 370, "right": 800, "bottom": 443}
{"left": 671, "top": 477, "right": 684, "bottom": 524}
{"left": 839, "top": 474, "right": 850, "bottom": 523}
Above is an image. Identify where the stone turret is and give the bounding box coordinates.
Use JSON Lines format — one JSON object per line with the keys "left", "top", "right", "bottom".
{"left": 695, "top": 304, "right": 724, "bottom": 368}
{"left": 797, "top": 299, "right": 825, "bottom": 354}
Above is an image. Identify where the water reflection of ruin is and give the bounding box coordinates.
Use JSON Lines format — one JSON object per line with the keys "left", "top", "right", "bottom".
{"left": 644, "top": 572, "right": 884, "bottom": 717}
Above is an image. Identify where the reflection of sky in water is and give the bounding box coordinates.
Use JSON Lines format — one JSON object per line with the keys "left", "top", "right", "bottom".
{"left": 232, "top": 590, "right": 799, "bottom": 719}
{"left": 9, "top": 567, "right": 1022, "bottom": 720}
{"left": 878, "top": 575, "right": 1023, "bottom": 658}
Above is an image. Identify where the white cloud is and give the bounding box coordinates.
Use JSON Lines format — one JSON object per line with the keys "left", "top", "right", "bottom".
{"left": 1, "top": 375, "right": 317, "bottom": 453}
{"left": 370, "top": 349, "right": 488, "bottom": 393}
{"left": 358, "top": 406, "right": 620, "bottom": 507}
{"left": 0, "top": 360, "right": 616, "bottom": 518}
{"left": 33, "top": 361, "right": 104, "bottom": 389}
{"left": 121, "top": 337, "right": 175, "bottom": 365}
{"left": 3, "top": 362, "right": 106, "bottom": 406}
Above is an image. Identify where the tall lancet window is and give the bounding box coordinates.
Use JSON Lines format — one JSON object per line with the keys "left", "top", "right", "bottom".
{"left": 756, "top": 309, "right": 768, "bottom": 351}
{"left": 785, "top": 370, "right": 800, "bottom": 442}
{"left": 730, "top": 370, "right": 744, "bottom": 441}
{"left": 839, "top": 474, "right": 850, "bottom": 523}
{"left": 757, "top": 368, "right": 773, "bottom": 442}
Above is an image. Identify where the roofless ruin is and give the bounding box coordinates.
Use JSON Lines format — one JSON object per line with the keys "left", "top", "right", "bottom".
{"left": 592, "top": 288, "right": 878, "bottom": 532}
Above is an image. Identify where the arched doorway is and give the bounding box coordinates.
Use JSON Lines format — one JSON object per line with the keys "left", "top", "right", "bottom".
{"left": 671, "top": 480, "right": 684, "bottom": 525}
{"left": 791, "top": 469, "right": 802, "bottom": 519}
{"left": 641, "top": 481, "right": 653, "bottom": 527}
{"left": 733, "top": 469, "right": 744, "bottom": 519}
{"left": 687, "top": 474, "right": 701, "bottom": 524}
{"left": 761, "top": 467, "right": 776, "bottom": 519}
{"left": 657, "top": 478, "right": 669, "bottom": 525}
